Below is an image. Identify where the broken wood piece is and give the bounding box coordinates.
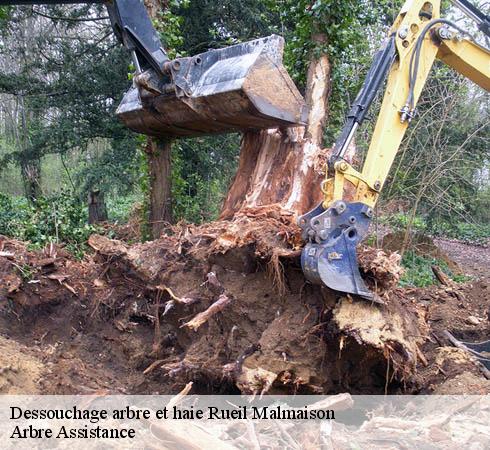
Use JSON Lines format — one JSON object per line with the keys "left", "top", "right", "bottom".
{"left": 303, "top": 393, "right": 353, "bottom": 412}
{"left": 0, "top": 251, "right": 14, "bottom": 258}
{"left": 46, "top": 273, "right": 76, "bottom": 294}
{"left": 143, "top": 359, "right": 165, "bottom": 375}
{"left": 167, "top": 381, "right": 193, "bottom": 409}
{"left": 62, "top": 282, "right": 77, "bottom": 295}
{"left": 156, "top": 285, "right": 198, "bottom": 305}
{"left": 182, "top": 294, "right": 232, "bottom": 331}
{"left": 431, "top": 266, "right": 453, "bottom": 287}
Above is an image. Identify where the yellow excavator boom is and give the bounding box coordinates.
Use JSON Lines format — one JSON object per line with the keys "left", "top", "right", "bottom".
{"left": 299, "top": 0, "right": 490, "bottom": 302}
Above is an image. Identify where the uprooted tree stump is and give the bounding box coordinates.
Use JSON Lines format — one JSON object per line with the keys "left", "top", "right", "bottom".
{"left": 83, "top": 205, "right": 427, "bottom": 395}
{"left": 0, "top": 43, "right": 433, "bottom": 396}
{"left": 79, "top": 47, "right": 428, "bottom": 395}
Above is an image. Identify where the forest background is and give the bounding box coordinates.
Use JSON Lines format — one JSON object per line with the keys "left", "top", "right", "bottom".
{"left": 0, "top": 0, "right": 488, "bottom": 284}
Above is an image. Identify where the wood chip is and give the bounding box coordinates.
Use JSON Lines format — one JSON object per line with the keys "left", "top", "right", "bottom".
{"left": 466, "top": 316, "right": 480, "bottom": 326}
{"left": 167, "top": 381, "right": 193, "bottom": 409}
{"left": 62, "top": 282, "right": 77, "bottom": 295}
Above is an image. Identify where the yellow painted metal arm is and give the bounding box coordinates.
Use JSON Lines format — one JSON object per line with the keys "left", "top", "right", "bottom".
{"left": 355, "top": 31, "right": 489, "bottom": 207}
{"left": 437, "top": 38, "right": 490, "bottom": 91}
{"left": 354, "top": 0, "right": 442, "bottom": 206}
{"left": 323, "top": 0, "right": 489, "bottom": 209}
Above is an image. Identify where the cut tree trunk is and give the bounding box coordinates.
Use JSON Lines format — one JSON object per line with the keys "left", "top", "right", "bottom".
{"left": 220, "top": 35, "right": 331, "bottom": 218}
{"left": 146, "top": 138, "right": 173, "bottom": 239}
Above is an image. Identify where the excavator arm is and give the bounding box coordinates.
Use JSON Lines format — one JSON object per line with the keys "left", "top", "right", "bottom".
{"left": 299, "top": 0, "right": 490, "bottom": 302}
{"left": 0, "top": 0, "right": 307, "bottom": 137}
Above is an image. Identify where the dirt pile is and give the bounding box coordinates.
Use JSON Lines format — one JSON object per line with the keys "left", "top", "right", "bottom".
{"left": 0, "top": 209, "right": 488, "bottom": 395}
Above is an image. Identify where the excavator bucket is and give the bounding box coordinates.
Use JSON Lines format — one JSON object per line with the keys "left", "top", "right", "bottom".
{"left": 299, "top": 201, "right": 384, "bottom": 304}
{"left": 117, "top": 35, "right": 307, "bottom": 137}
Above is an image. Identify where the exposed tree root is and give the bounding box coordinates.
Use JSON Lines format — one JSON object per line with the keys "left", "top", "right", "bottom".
{"left": 0, "top": 209, "right": 488, "bottom": 395}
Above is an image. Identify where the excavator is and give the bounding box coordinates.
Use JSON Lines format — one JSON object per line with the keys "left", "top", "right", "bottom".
{"left": 2, "top": 0, "right": 489, "bottom": 366}
{"left": 1, "top": 2, "right": 488, "bottom": 291}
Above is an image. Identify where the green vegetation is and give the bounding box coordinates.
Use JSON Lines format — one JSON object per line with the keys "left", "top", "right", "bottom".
{"left": 0, "top": 192, "right": 100, "bottom": 258}
{"left": 381, "top": 213, "right": 427, "bottom": 233}
{"left": 399, "top": 251, "right": 471, "bottom": 288}
{"left": 0, "top": 1, "right": 488, "bottom": 263}
{"left": 429, "top": 221, "right": 490, "bottom": 246}
{"left": 381, "top": 212, "right": 490, "bottom": 246}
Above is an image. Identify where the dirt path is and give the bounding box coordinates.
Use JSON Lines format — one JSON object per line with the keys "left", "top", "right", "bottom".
{"left": 435, "top": 238, "right": 490, "bottom": 282}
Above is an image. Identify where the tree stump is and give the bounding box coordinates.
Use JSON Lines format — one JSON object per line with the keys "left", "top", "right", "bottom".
{"left": 220, "top": 40, "right": 331, "bottom": 219}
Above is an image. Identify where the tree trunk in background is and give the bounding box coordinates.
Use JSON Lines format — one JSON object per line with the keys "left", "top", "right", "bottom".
{"left": 18, "top": 94, "right": 42, "bottom": 202}
{"left": 20, "top": 159, "right": 41, "bottom": 202}
{"left": 221, "top": 37, "right": 331, "bottom": 219}
{"left": 146, "top": 138, "right": 173, "bottom": 238}
{"left": 88, "top": 190, "right": 108, "bottom": 224}
{"left": 144, "top": 0, "right": 173, "bottom": 238}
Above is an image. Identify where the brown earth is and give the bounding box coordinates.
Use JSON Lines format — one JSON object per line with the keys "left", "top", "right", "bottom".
{"left": 0, "top": 209, "right": 488, "bottom": 396}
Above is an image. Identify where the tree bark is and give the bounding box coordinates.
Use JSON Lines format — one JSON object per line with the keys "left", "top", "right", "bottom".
{"left": 144, "top": 0, "right": 173, "bottom": 238}
{"left": 20, "top": 159, "right": 41, "bottom": 202}
{"left": 221, "top": 37, "right": 331, "bottom": 219}
{"left": 146, "top": 138, "right": 173, "bottom": 238}
{"left": 18, "top": 94, "right": 42, "bottom": 202}
{"left": 88, "top": 190, "right": 108, "bottom": 224}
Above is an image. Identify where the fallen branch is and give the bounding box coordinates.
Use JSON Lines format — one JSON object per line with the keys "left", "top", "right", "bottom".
{"left": 431, "top": 265, "right": 452, "bottom": 286}
{"left": 182, "top": 294, "right": 232, "bottom": 331}
{"left": 143, "top": 359, "right": 165, "bottom": 375}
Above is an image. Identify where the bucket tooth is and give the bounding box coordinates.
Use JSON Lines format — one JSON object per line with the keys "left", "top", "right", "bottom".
{"left": 117, "top": 35, "right": 307, "bottom": 137}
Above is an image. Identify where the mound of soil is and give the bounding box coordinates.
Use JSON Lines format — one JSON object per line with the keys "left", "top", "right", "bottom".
{"left": 0, "top": 209, "right": 488, "bottom": 395}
